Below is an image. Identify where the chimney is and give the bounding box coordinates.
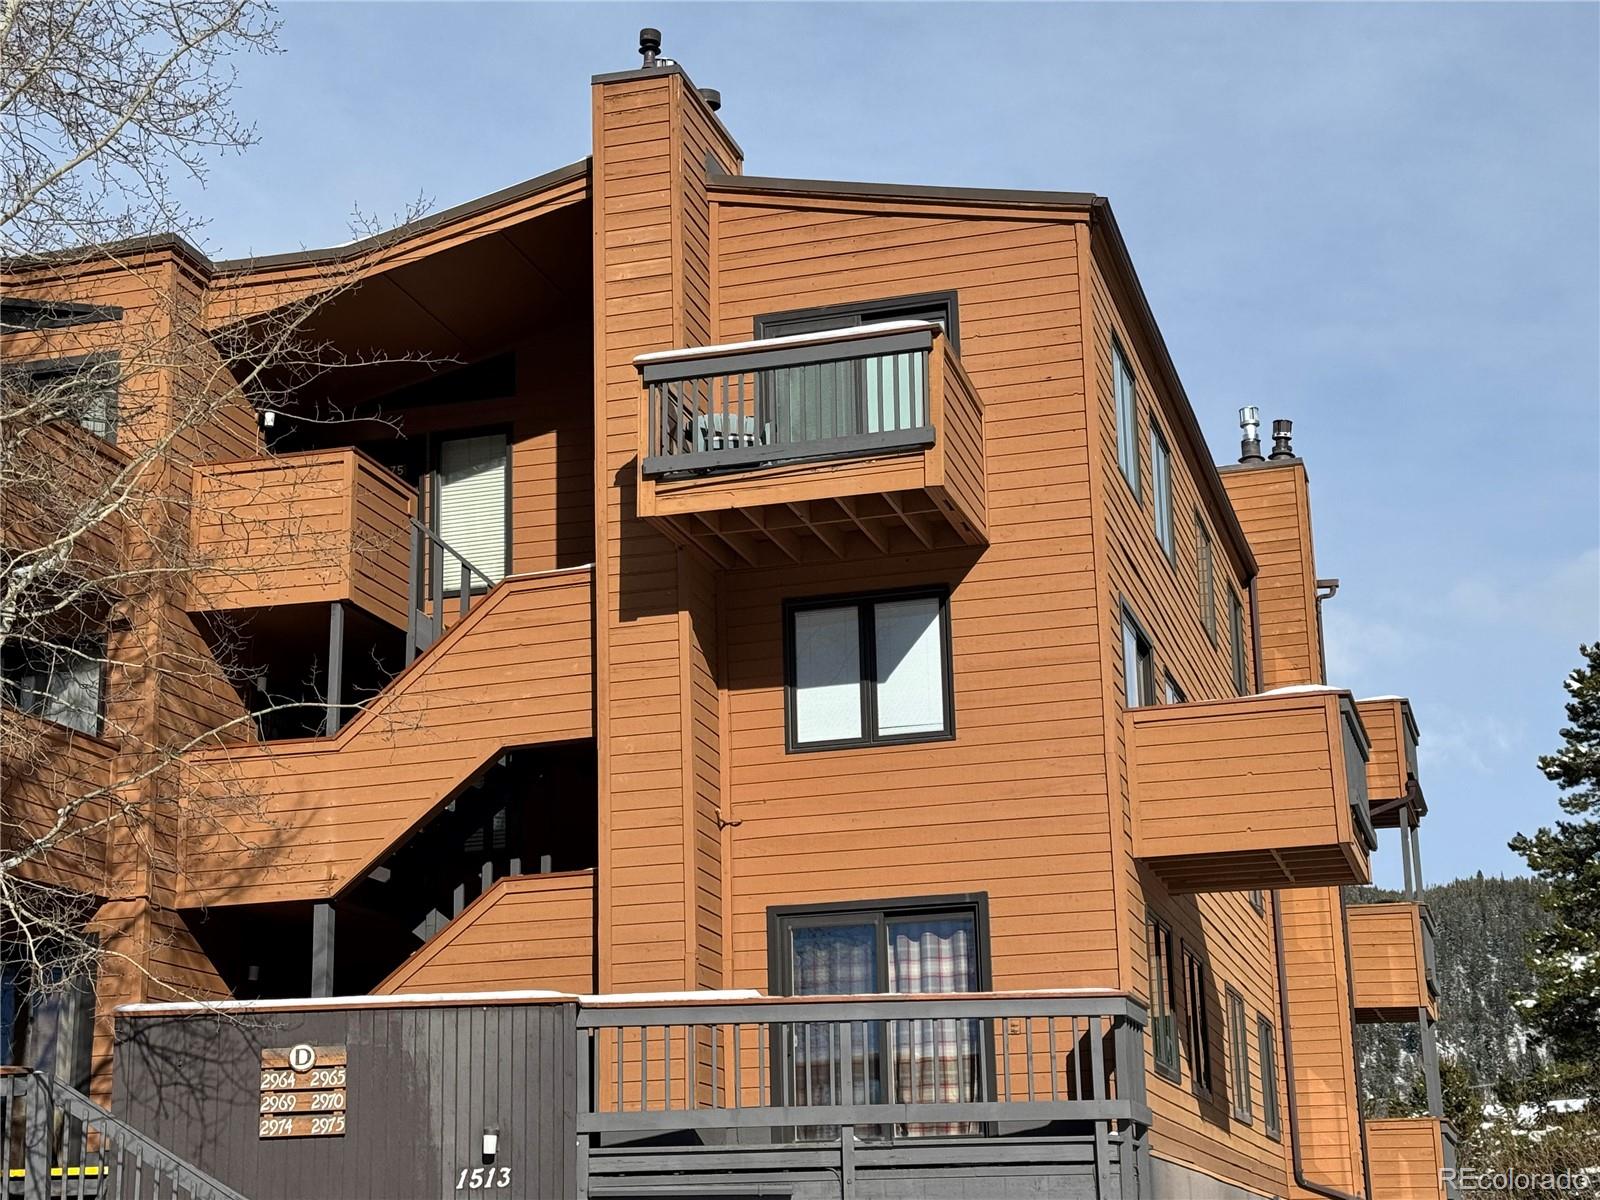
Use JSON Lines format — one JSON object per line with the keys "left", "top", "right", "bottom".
{"left": 639, "top": 27, "right": 661, "bottom": 68}
{"left": 1269, "top": 418, "right": 1296, "bottom": 461}
{"left": 1238, "top": 406, "right": 1264, "bottom": 464}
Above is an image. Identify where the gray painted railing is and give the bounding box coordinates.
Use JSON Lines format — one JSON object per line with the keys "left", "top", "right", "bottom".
{"left": 639, "top": 323, "right": 940, "bottom": 478}
{"left": 404, "top": 518, "right": 496, "bottom": 665}
{"left": 1, "top": 1069, "right": 247, "bottom": 1200}
{"left": 576, "top": 993, "right": 1151, "bottom": 1199}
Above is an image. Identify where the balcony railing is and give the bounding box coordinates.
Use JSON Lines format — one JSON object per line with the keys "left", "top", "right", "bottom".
{"left": 577, "top": 992, "right": 1150, "bottom": 1197}
{"left": 640, "top": 321, "right": 943, "bottom": 478}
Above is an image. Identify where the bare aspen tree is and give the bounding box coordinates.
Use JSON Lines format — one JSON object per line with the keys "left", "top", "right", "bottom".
{"left": 1, "top": 0, "right": 433, "bottom": 1038}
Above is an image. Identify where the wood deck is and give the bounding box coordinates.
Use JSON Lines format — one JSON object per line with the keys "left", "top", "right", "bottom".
{"left": 1349, "top": 902, "right": 1437, "bottom": 1023}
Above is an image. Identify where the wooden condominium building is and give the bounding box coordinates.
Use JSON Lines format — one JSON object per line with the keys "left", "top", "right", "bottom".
{"left": 1, "top": 33, "right": 1454, "bottom": 1200}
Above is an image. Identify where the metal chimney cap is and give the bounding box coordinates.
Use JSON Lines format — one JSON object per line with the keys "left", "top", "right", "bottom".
{"left": 698, "top": 87, "right": 722, "bottom": 112}
{"left": 639, "top": 27, "right": 662, "bottom": 67}
{"left": 1269, "top": 417, "right": 1296, "bottom": 460}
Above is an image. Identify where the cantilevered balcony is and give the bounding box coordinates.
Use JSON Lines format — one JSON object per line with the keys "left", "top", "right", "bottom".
{"left": 1366, "top": 1117, "right": 1459, "bottom": 1200}
{"left": 634, "top": 321, "right": 986, "bottom": 567}
{"left": 188, "top": 448, "right": 415, "bottom": 629}
{"left": 1356, "top": 696, "right": 1424, "bottom": 821}
{"left": 1349, "top": 901, "right": 1439, "bottom": 1023}
{"left": 1128, "top": 688, "right": 1377, "bottom": 892}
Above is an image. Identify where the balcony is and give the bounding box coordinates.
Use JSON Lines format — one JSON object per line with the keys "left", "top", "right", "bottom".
{"left": 1366, "top": 1117, "right": 1459, "bottom": 1200}
{"left": 1349, "top": 901, "right": 1439, "bottom": 1023}
{"left": 1128, "top": 687, "right": 1377, "bottom": 892}
{"left": 187, "top": 448, "right": 414, "bottom": 630}
{"left": 634, "top": 321, "right": 986, "bottom": 568}
{"left": 578, "top": 991, "right": 1150, "bottom": 1198}
{"left": 2, "top": 418, "right": 127, "bottom": 579}
{"left": 1356, "top": 696, "right": 1425, "bottom": 822}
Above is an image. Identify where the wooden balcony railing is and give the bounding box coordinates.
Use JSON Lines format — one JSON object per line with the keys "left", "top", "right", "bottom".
{"left": 578, "top": 992, "right": 1150, "bottom": 1197}
{"left": 634, "top": 321, "right": 986, "bottom": 566}
{"left": 1365, "top": 1116, "right": 1458, "bottom": 1200}
{"left": 1129, "top": 687, "right": 1377, "bottom": 892}
{"left": 188, "top": 448, "right": 415, "bottom": 629}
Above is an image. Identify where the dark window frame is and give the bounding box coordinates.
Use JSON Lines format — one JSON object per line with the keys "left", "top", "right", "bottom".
{"left": 1163, "top": 672, "right": 1186, "bottom": 706}
{"left": 1229, "top": 589, "right": 1248, "bottom": 696}
{"left": 1147, "top": 913, "right": 1181, "bottom": 1083}
{"left": 1151, "top": 420, "right": 1175, "bottom": 563}
{"left": 1196, "top": 514, "right": 1218, "bottom": 645}
{"left": 1112, "top": 336, "right": 1140, "bottom": 500}
{"left": 5, "top": 352, "right": 120, "bottom": 444}
{"left": 1121, "top": 604, "right": 1156, "bottom": 709}
{"left": 783, "top": 586, "right": 955, "bottom": 753}
{"left": 1181, "top": 941, "right": 1214, "bottom": 1097}
{"left": 1, "top": 634, "right": 108, "bottom": 738}
{"left": 755, "top": 290, "right": 960, "bottom": 351}
{"left": 1258, "top": 1014, "right": 1282, "bottom": 1140}
{"left": 767, "top": 891, "right": 993, "bottom": 996}
{"left": 426, "top": 422, "right": 514, "bottom": 596}
{"left": 1226, "top": 985, "right": 1253, "bottom": 1124}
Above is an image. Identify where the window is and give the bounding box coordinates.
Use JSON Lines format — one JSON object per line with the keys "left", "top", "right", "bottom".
{"left": 1249, "top": 889, "right": 1265, "bottom": 915}
{"left": 785, "top": 590, "right": 953, "bottom": 750}
{"left": 1227, "top": 987, "right": 1252, "bottom": 1123}
{"left": 754, "top": 293, "right": 957, "bottom": 446}
{"left": 1147, "top": 915, "right": 1180, "bottom": 1081}
{"left": 1151, "top": 424, "right": 1174, "bottom": 559}
{"left": 1196, "top": 517, "right": 1217, "bottom": 643}
{"left": 1, "top": 955, "right": 97, "bottom": 1089}
{"left": 4, "top": 354, "right": 119, "bottom": 442}
{"left": 1181, "top": 944, "right": 1213, "bottom": 1095}
{"left": 1229, "top": 590, "right": 1249, "bottom": 695}
{"left": 1258, "top": 1015, "right": 1281, "bottom": 1139}
{"left": 1163, "top": 673, "right": 1186, "bottom": 705}
{"left": 2, "top": 637, "right": 105, "bottom": 736}
{"left": 434, "top": 431, "right": 508, "bottom": 588}
{"left": 1114, "top": 340, "right": 1139, "bottom": 496}
{"left": 771, "top": 895, "right": 987, "bottom": 1136}
{"left": 1121, "top": 609, "right": 1155, "bottom": 708}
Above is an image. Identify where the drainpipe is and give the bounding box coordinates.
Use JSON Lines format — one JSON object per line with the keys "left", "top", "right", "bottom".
{"left": 1248, "top": 576, "right": 1264, "bottom": 693}
{"left": 1273, "top": 896, "right": 1374, "bottom": 1200}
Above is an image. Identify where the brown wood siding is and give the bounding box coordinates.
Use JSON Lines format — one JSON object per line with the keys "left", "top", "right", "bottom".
{"left": 1218, "top": 461, "right": 1323, "bottom": 690}
{"left": 188, "top": 449, "right": 415, "bottom": 628}
{"left": 1348, "top": 902, "right": 1434, "bottom": 1022}
{"left": 1, "top": 715, "right": 113, "bottom": 892}
{"left": 1366, "top": 1118, "right": 1447, "bottom": 1200}
{"left": 1280, "top": 887, "right": 1365, "bottom": 1195}
{"left": 591, "top": 71, "right": 733, "bottom": 998}
{"left": 710, "top": 198, "right": 1118, "bottom": 993}
{"left": 1357, "top": 697, "right": 1419, "bottom": 806}
{"left": 375, "top": 870, "right": 596, "bottom": 994}
{"left": 1086, "top": 234, "right": 1294, "bottom": 1195}
{"left": 178, "top": 568, "right": 593, "bottom": 905}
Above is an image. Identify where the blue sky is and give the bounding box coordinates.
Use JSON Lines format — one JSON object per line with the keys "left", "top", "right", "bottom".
{"left": 181, "top": 2, "right": 1599, "bottom": 887}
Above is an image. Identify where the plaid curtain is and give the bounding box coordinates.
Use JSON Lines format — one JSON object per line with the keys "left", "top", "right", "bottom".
{"left": 791, "top": 924, "right": 883, "bottom": 1133}
{"left": 888, "top": 918, "right": 980, "bottom": 1135}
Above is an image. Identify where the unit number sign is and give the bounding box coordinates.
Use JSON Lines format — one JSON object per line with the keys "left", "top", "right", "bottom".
{"left": 259, "top": 1044, "right": 348, "bottom": 1138}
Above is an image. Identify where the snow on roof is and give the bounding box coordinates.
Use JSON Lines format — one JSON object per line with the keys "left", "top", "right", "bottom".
{"left": 1262, "top": 684, "right": 1345, "bottom": 695}
{"left": 633, "top": 319, "right": 940, "bottom": 366}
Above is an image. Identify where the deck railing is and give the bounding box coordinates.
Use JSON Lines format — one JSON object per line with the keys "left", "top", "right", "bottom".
{"left": 1, "top": 1069, "right": 246, "bottom": 1200}
{"left": 403, "top": 517, "right": 496, "bottom": 664}
{"left": 576, "top": 993, "right": 1150, "bottom": 1197}
{"left": 1420, "top": 905, "right": 1440, "bottom": 1000}
{"left": 638, "top": 321, "right": 943, "bottom": 478}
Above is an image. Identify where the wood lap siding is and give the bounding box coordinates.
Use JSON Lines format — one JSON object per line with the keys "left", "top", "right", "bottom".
{"left": 1280, "top": 887, "right": 1365, "bottom": 1195}
{"left": 0, "top": 716, "right": 113, "bottom": 892}
{"left": 1366, "top": 1119, "right": 1446, "bottom": 1200}
{"left": 1087, "top": 243, "right": 1290, "bottom": 1193}
{"left": 1218, "top": 462, "right": 1322, "bottom": 690}
{"left": 375, "top": 871, "right": 596, "bottom": 995}
{"left": 1357, "top": 698, "right": 1411, "bottom": 803}
{"left": 178, "top": 570, "right": 593, "bottom": 905}
{"left": 591, "top": 72, "right": 736, "bottom": 996}
{"left": 711, "top": 199, "right": 1120, "bottom": 992}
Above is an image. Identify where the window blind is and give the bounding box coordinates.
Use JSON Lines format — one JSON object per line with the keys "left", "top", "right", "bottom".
{"left": 437, "top": 433, "right": 508, "bottom": 586}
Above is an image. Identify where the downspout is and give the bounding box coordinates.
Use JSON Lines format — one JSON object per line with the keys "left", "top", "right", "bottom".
{"left": 1248, "top": 575, "right": 1264, "bottom": 693}
{"left": 1340, "top": 889, "right": 1377, "bottom": 1200}
{"left": 1273, "top": 897, "right": 1372, "bottom": 1200}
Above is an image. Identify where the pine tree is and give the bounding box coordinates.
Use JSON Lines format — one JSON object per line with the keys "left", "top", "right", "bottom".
{"left": 1509, "top": 643, "right": 1600, "bottom": 1098}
